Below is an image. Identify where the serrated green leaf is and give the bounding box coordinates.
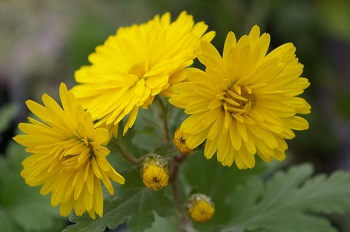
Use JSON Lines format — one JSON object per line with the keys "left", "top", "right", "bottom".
{"left": 64, "top": 169, "right": 171, "bottom": 232}
{"left": 181, "top": 152, "right": 266, "bottom": 231}
{"left": 222, "top": 164, "right": 350, "bottom": 232}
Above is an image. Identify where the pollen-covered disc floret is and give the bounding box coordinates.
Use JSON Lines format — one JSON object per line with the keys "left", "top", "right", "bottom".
{"left": 72, "top": 11, "right": 215, "bottom": 136}
{"left": 141, "top": 154, "right": 170, "bottom": 191}
{"left": 13, "top": 83, "right": 125, "bottom": 219}
{"left": 187, "top": 193, "right": 215, "bottom": 223}
{"left": 170, "top": 25, "right": 311, "bottom": 169}
{"left": 173, "top": 128, "right": 193, "bottom": 155}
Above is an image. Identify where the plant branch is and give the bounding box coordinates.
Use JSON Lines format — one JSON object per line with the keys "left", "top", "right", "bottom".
{"left": 155, "top": 96, "right": 171, "bottom": 142}
{"left": 170, "top": 154, "right": 187, "bottom": 182}
{"left": 111, "top": 139, "right": 146, "bottom": 166}
{"left": 169, "top": 154, "right": 192, "bottom": 231}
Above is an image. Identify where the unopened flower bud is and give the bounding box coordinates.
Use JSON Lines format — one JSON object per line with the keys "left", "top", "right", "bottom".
{"left": 141, "top": 154, "right": 169, "bottom": 191}
{"left": 173, "top": 128, "right": 193, "bottom": 155}
{"left": 187, "top": 193, "right": 215, "bottom": 223}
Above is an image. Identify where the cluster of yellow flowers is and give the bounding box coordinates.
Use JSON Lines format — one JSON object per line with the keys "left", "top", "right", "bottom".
{"left": 14, "top": 11, "right": 310, "bottom": 221}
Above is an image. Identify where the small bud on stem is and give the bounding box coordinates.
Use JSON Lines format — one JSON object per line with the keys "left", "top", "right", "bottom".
{"left": 173, "top": 128, "right": 193, "bottom": 155}
{"left": 141, "top": 154, "right": 170, "bottom": 191}
{"left": 187, "top": 193, "right": 215, "bottom": 223}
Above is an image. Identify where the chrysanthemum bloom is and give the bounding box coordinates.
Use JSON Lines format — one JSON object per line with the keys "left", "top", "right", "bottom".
{"left": 141, "top": 154, "right": 169, "bottom": 191}
{"left": 13, "top": 83, "right": 125, "bottom": 219}
{"left": 173, "top": 128, "right": 193, "bottom": 155}
{"left": 169, "top": 25, "right": 311, "bottom": 169}
{"left": 72, "top": 11, "right": 215, "bottom": 135}
{"left": 187, "top": 193, "right": 215, "bottom": 223}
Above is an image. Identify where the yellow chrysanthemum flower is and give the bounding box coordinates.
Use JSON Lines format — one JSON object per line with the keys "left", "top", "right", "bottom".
{"left": 72, "top": 11, "right": 215, "bottom": 135}
{"left": 169, "top": 25, "right": 311, "bottom": 169}
{"left": 13, "top": 83, "right": 125, "bottom": 219}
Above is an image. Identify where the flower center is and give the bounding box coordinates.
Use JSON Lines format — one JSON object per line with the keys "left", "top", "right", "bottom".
{"left": 223, "top": 85, "right": 255, "bottom": 115}
{"left": 129, "top": 63, "right": 145, "bottom": 79}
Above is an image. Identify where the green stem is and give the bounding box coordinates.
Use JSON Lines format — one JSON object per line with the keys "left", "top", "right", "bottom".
{"left": 155, "top": 96, "right": 171, "bottom": 142}
{"left": 111, "top": 139, "right": 146, "bottom": 166}
{"left": 170, "top": 154, "right": 191, "bottom": 231}
{"left": 170, "top": 154, "right": 187, "bottom": 183}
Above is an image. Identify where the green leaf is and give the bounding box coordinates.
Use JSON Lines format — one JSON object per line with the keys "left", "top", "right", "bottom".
{"left": 0, "top": 142, "right": 64, "bottom": 232}
{"left": 0, "top": 210, "right": 21, "bottom": 232}
{"left": 6, "top": 140, "right": 29, "bottom": 172}
{"left": 64, "top": 169, "right": 171, "bottom": 232}
{"left": 153, "top": 141, "right": 180, "bottom": 158}
{"left": 0, "top": 104, "right": 17, "bottom": 133}
{"left": 116, "top": 119, "right": 136, "bottom": 152}
{"left": 222, "top": 164, "right": 350, "bottom": 232}
{"left": 144, "top": 213, "right": 179, "bottom": 232}
{"left": 181, "top": 152, "right": 266, "bottom": 231}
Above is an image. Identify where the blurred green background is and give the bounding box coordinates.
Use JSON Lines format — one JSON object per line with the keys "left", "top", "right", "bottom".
{"left": 1, "top": 0, "right": 350, "bottom": 231}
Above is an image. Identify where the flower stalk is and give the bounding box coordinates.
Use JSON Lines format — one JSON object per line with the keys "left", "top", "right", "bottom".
{"left": 155, "top": 96, "right": 171, "bottom": 142}
{"left": 111, "top": 139, "right": 147, "bottom": 166}
{"left": 169, "top": 154, "right": 192, "bottom": 231}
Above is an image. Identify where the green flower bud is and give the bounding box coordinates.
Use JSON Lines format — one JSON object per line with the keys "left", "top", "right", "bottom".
{"left": 187, "top": 193, "right": 215, "bottom": 223}
{"left": 173, "top": 128, "right": 193, "bottom": 155}
{"left": 141, "top": 154, "right": 170, "bottom": 191}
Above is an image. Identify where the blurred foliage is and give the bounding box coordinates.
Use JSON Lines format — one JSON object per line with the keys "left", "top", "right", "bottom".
{"left": 315, "top": 0, "right": 350, "bottom": 40}
{"left": 0, "top": 104, "right": 17, "bottom": 142}
{"left": 0, "top": 141, "right": 66, "bottom": 232}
